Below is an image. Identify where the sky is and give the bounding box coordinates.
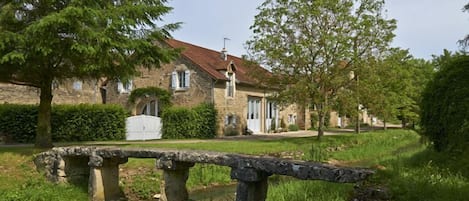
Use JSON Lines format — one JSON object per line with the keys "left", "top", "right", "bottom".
{"left": 163, "top": 0, "right": 469, "bottom": 60}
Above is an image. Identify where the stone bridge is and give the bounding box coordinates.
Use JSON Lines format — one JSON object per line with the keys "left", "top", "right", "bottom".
{"left": 34, "top": 146, "right": 374, "bottom": 201}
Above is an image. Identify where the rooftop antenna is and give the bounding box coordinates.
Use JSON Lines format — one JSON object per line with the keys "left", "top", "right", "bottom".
{"left": 221, "top": 37, "right": 230, "bottom": 61}
{"left": 223, "top": 37, "right": 230, "bottom": 49}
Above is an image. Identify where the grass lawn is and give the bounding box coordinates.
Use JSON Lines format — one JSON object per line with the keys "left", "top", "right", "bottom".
{"left": 0, "top": 129, "right": 468, "bottom": 200}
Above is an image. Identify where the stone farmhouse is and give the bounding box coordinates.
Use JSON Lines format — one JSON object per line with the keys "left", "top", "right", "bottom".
{"left": 0, "top": 39, "right": 375, "bottom": 136}
{"left": 105, "top": 39, "right": 299, "bottom": 135}
{"left": 0, "top": 39, "right": 301, "bottom": 136}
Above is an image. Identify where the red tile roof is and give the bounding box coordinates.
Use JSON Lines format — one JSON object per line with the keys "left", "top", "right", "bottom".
{"left": 165, "top": 39, "right": 270, "bottom": 86}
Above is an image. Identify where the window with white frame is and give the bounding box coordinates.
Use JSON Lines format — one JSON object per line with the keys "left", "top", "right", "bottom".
{"left": 225, "top": 114, "right": 237, "bottom": 125}
{"left": 226, "top": 72, "right": 235, "bottom": 97}
{"left": 171, "top": 70, "right": 190, "bottom": 90}
{"left": 117, "top": 79, "right": 133, "bottom": 94}
{"left": 141, "top": 100, "right": 159, "bottom": 117}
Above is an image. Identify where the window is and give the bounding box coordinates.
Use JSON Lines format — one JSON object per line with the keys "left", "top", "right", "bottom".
{"left": 226, "top": 72, "right": 235, "bottom": 97}
{"left": 171, "top": 70, "right": 190, "bottom": 90}
{"left": 288, "top": 114, "right": 296, "bottom": 124}
{"left": 141, "top": 100, "right": 159, "bottom": 117}
{"left": 117, "top": 79, "right": 132, "bottom": 94}
{"left": 73, "top": 80, "right": 83, "bottom": 91}
{"left": 225, "top": 114, "right": 237, "bottom": 125}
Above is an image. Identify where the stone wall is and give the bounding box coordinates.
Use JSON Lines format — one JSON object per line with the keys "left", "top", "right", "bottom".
{"left": 0, "top": 79, "right": 102, "bottom": 105}
{"left": 106, "top": 58, "right": 214, "bottom": 114}
{"left": 213, "top": 84, "right": 302, "bottom": 135}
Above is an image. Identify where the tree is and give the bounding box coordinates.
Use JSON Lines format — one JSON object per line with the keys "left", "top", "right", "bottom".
{"left": 421, "top": 53, "right": 469, "bottom": 152}
{"left": 247, "top": 0, "right": 396, "bottom": 139}
{"left": 360, "top": 48, "right": 434, "bottom": 130}
{"left": 0, "top": 0, "right": 180, "bottom": 148}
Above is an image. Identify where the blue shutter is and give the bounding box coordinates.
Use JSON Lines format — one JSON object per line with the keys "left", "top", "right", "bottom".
{"left": 171, "top": 71, "right": 177, "bottom": 89}
{"left": 184, "top": 70, "right": 190, "bottom": 88}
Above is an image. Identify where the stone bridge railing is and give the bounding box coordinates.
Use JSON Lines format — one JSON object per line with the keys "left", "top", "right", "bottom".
{"left": 34, "top": 146, "right": 374, "bottom": 201}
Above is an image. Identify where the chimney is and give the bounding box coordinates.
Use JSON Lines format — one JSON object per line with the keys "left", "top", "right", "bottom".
{"left": 221, "top": 48, "right": 228, "bottom": 61}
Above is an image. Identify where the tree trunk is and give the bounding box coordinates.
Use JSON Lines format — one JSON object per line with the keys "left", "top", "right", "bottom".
{"left": 383, "top": 118, "right": 387, "bottom": 131}
{"left": 35, "top": 80, "right": 54, "bottom": 148}
{"left": 317, "top": 109, "right": 325, "bottom": 140}
{"left": 355, "top": 114, "right": 361, "bottom": 134}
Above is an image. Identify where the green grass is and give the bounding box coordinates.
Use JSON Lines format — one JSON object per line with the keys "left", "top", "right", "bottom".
{"left": 1, "top": 129, "right": 469, "bottom": 200}
{"left": 0, "top": 148, "right": 88, "bottom": 201}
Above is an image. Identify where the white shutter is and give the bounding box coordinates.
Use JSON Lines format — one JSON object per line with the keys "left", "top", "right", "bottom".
{"left": 127, "top": 80, "right": 133, "bottom": 92}
{"left": 233, "top": 115, "right": 237, "bottom": 124}
{"left": 224, "top": 116, "right": 229, "bottom": 125}
{"left": 171, "top": 71, "right": 177, "bottom": 89}
{"left": 184, "top": 70, "right": 190, "bottom": 88}
{"left": 117, "top": 81, "right": 124, "bottom": 93}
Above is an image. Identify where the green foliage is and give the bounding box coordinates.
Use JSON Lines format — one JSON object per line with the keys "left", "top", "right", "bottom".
{"left": 128, "top": 87, "right": 172, "bottom": 107}
{"left": 0, "top": 0, "right": 180, "bottom": 147}
{"left": 0, "top": 104, "right": 126, "bottom": 143}
{"left": 420, "top": 53, "right": 469, "bottom": 152}
{"left": 360, "top": 48, "right": 434, "bottom": 128}
{"left": 161, "top": 103, "right": 217, "bottom": 139}
{"left": 310, "top": 112, "right": 319, "bottom": 129}
{"left": 267, "top": 180, "right": 352, "bottom": 201}
{"left": 288, "top": 124, "right": 299, "bottom": 131}
{"left": 193, "top": 103, "right": 218, "bottom": 138}
{"left": 247, "top": 0, "right": 396, "bottom": 136}
{"left": 223, "top": 125, "right": 239, "bottom": 136}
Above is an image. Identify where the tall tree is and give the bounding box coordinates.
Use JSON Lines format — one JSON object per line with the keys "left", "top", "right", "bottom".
{"left": 360, "top": 48, "right": 434, "bottom": 129}
{"left": 0, "top": 0, "right": 180, "bottom": 148}
{"left": 247, "top": 0, "right": 396, "bottom": 138}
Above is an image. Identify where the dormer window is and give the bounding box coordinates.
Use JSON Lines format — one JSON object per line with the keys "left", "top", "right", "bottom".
{"left": 226, "top": 72, "right": 235, "bottom": 97}
{"left": 225, "top": 62, "right": 236, "bottom": 98}
{"left": 171, "top": 70, "right": 190, "bottom": 90}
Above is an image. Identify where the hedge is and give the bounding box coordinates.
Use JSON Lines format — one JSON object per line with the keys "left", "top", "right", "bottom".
{"left": 0, "top": 104, "right": 127, "bottom": 143}
{"left": 420, "top": 55, "right": 469, "bottom": 152}
{"left": 162, "top": 103, "right": 217, "bottom": 139}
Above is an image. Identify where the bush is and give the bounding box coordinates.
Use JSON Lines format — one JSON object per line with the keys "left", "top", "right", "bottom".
{"left": 420, "top": 54, "right": 469, "bottom": 152}
{"left": 223, "top": 125, "right": 239, "bottom": 136}
{"left": 161, "top": 103, "right": 217, "bottom": 139}
{"left": 0, "top": 104, "right": 127, "bottom": 143}
{"left": 193, "top": 103, "right": 217, "bottom": 139}
{"left": 288, "top": 124, "right": 299, "bottom": 131}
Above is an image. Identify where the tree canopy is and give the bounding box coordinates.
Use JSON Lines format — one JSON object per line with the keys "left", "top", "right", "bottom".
{"left": 359, "top": 48, "right": 434, "bottom": 129}
{"left": 420, "top": 53, "right": 469, "bottom": 152}
{"left": 0, "top": 0, "right": 180, "bottom": 147}
{"left": 247, "top": 0, "right": 396, "bottom": 138}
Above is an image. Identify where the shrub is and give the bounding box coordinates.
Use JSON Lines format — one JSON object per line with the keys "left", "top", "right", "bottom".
{"left": 420, "top": 54, "right": 469, "bottom": 152}
{"left": 0, "top": 104, "right": 127, "bottom": 143}
{"left": 161, "top": 103, "right": 217, "bottom": 139}
{"left": 288, "top": 124, "right": 299, "bottom": 131}
{"left": 223, "top": 125, "right": 239, "bottom": 136}
{"left": 193, "top": 103, "right": 217, "bottom": 138}
{"left": 161, "top": 107, "right": 198, "bottom": 139}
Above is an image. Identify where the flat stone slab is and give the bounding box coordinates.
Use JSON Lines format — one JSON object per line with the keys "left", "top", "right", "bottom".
{"left": 35, "top": 146, "right": 374, "bottom": 183}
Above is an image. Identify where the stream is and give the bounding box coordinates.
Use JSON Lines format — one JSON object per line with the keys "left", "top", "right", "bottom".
{"left": 189, "top": 184, "right": 237, "bottom": 201}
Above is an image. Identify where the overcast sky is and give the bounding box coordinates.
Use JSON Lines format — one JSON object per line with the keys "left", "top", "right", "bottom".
{"left": 163, "top": 0, "right": 469, "bottom": 60}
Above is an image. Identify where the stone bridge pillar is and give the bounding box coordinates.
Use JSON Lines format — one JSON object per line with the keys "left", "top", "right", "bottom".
{"left": 156, "top": 158, "right": 195, "bottom": 201}
{"left": 88, "top": 154, "right": 128, "bottom": 201}
{"left": 231, "top": 167, "right": 272, "bottom": 201}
